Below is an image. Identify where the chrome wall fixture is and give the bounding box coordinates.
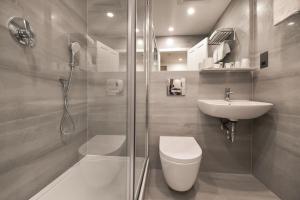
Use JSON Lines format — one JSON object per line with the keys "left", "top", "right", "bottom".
{"left": 8, "top": 17, "right": 35, "bottom": 47}
{"left": 59, "top": 42, "right": 81, "bottom": 143}
{"left": 167, "top": 78, "right": 186, "bottom": 96}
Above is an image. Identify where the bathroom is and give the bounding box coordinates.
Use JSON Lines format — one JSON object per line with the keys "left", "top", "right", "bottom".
{"left": 0, "top": 0, "right": 299, "bottom": 200}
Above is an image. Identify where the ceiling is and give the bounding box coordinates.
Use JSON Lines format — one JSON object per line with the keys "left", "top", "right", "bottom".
{"left": 153, "top": 0, "right": 231, "bottom": 36}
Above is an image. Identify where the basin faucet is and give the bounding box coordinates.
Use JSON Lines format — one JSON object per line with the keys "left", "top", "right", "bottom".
{"left": 225, "top": 88, "right": 233, "bottom": 101}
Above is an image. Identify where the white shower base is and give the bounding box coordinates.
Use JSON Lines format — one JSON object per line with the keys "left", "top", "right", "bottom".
{"left": 29, "top": 155, "right": 130, "bottom": 200}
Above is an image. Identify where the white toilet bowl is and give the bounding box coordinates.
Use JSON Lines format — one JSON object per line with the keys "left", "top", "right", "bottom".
{"left": 159, "top": 136, "right": 202, "bottom": 192}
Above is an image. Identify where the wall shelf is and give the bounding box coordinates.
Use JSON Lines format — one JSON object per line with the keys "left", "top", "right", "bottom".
{"left": 199, "top": 67, "right": 257, "bottom": 73}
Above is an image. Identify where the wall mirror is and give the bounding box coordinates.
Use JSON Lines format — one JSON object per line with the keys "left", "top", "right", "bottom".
{"left": 151, "top": 0, "right": 251, "bottom": 71}
{"left": 160, "top": 51, "right": 187, "bottom": 71}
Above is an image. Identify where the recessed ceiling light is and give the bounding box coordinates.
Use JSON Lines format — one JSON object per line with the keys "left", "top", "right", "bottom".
{"left": 106, "top": 12, "right": 114, "bottom": 18}
{"left": 166, "top": 38, "right": 174, "bottom": 45}
{"left": 136, "top": 28, "right": 140, "bottom": 33}
{"left": 51, "top": 14, "right": 57, "bottom": 20}
{"left": 178, "top": 58, "right": 183, "bottom": 61}
{"left": 168, "top": 26, "right": 174, "bottom": 32}
{"left": 187, "top": 7, "right": 195, "bottom": 15}
{"left": 288, "top": 21, "right": 295, "bottom": 26}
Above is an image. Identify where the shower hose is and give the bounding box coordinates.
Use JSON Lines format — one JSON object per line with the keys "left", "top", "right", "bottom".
{"left": 59, "top": 68, "right": 75, "bottom": 143}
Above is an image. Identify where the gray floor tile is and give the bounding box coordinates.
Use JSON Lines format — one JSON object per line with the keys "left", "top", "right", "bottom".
{"left": 145, "top": 170, "right": 281, "bottom": 200}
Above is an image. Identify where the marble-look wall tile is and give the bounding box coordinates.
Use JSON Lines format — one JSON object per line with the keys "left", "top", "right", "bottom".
{"left": 87, "top": 72, "right": 127, "bottom": 136}
{"left": 0, "top": 0, "right": 87, "bottom": 200}
{"left": 149, "top": 71, "right": 252, "bottom": 173}
{"left": 252, "top": 0, "right": 300, "bottom": 200}
{"left": 0, "top": 132, "right": 85, "bottom": 200}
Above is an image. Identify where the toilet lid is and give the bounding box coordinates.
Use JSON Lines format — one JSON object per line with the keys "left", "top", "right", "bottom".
{"left": 159, "top": 136, "right": 202, "bottom": 164}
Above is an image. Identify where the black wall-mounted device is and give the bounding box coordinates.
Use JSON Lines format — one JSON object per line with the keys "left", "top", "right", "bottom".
{"left": 260, "top": 51, "right": 268, "bottom": 69}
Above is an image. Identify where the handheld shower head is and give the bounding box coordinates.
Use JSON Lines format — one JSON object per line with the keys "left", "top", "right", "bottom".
{"left": 70, "top": 42, "right": 81, "bottom": 68}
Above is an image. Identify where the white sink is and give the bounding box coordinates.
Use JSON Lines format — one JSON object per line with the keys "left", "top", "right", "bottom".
{"left": 197, "top": 100, "right": 273, "bottom": 121}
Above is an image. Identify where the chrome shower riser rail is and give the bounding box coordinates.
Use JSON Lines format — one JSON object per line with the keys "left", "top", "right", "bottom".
{"left": 127, "top": 0, "right": 136, "bottom": 199}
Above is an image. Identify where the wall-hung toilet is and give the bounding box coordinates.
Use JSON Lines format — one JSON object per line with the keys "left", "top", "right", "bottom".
{"left": 159, "top": 136, "right": 202, "bottom": 192}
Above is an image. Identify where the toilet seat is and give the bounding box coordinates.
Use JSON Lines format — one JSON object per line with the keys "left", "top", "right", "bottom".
{"left": 159, "top": 136, "right": 202, "bottom": 164}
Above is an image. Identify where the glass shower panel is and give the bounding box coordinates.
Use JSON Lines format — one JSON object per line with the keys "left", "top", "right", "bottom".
{"left": 135, "top": 0, "right": 148, "bottom": 196}
{"left": 0, "top": 0, "right": 145, "bottom": 199}
{"left": 87, "top": 0, "right": 129, "bottom": 199}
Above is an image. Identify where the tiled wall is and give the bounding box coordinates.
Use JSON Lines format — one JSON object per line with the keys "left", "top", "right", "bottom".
{"left": 86, "top": 70, "right": 148, "bottom": 158}
{"left": 149, "top": 71, "right": 252, "bottom": 173}
{"left": 148, "top": 0, "right": 253, "bottom": 173}
{"left": 86, "top": 0, "right": 128, "bottom": 141}
{"left": 0, "top": 1, "right": 87, "bottom": 200}
{"left": 252, "top": 0, "right": 300, "bottom": 199}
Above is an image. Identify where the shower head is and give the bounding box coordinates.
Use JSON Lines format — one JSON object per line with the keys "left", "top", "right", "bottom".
{"left": 70, "top": 42, "right": 81, "bottom": 68}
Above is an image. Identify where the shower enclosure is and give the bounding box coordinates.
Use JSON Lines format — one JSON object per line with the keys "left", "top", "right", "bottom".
{"left": 0, "top": 0, "right": 150, "bottom": 199}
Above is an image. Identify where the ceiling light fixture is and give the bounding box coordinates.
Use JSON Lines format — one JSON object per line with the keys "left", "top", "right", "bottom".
{"left": 187, "top": 7, "right": 195, "bottom": 15}
{"left": 136, "top": 28, "right": 140, "bottom": 33}
{"left": 106, "top": 12, "right": 114, "bottom": 18}
{"left": 288, "top": 22, "right": 295, "bottom": 26}
{"left": 178, "top": 58, "right": 183, "bottom": 61}
{"left": 168, "top": 26, "right": 174, "bottom": 32}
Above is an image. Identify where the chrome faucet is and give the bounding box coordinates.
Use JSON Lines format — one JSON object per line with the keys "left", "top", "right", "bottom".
{"left": 225, "top": 88, "right": 233, "bottom": 101}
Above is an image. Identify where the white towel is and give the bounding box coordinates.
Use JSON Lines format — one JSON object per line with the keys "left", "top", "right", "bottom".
{"left": 213, "top": 48, "right": 218, "bottom": 63}
{"left": 217, "top": 42, "right": 231, "bottom": 62}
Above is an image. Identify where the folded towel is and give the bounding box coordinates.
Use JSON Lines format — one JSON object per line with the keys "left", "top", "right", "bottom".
{"left": 203, "top": 57, "right": 214, "bottom": 68}
{"left": 217, "top": 41, "right": 231, "bottom": 62}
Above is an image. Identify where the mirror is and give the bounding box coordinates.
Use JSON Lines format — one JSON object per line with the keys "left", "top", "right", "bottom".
{"left": 160, "top": 51, "right": 187, "bottom": 71}
{"left": 152, "top": 0, "right": 251, "bottom": 71}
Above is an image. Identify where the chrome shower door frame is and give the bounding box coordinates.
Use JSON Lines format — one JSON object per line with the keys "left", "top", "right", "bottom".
{"left": 127, "top": 0, "right": 151, "bottom": 199}
{"left": 127, "top": 0, "right": 136, "bottom": 199}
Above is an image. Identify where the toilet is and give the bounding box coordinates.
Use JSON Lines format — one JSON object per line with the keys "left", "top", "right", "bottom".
{"left": 159, "top": 136, "right": 202, "bottom": 192}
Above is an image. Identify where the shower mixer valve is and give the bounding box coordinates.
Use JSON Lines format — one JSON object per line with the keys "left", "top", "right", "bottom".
{"left": 59, "top": 41, "right": 81, "bottom": 143}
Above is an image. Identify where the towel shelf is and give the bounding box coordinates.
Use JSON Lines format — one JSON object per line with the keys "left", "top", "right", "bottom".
{"left": 199, "top": 67, "right": 257, "bottom": 73}
{"left": 209, "top": 28, "right": 235, "bottom": 45}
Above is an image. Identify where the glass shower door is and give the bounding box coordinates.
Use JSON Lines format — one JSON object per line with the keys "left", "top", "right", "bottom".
{"left": 87, "top": 0, "right": 149, "bottom": 199}
{"left": 87, "top": 0, "right": 130, "bottom": 199}
{"left": 134, "top": 0, "right": 150, "bottom": 198}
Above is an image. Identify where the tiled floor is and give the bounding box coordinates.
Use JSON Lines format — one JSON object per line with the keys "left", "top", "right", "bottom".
{"left": 145, "top": 169, "right": 281, "bottom": 200}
